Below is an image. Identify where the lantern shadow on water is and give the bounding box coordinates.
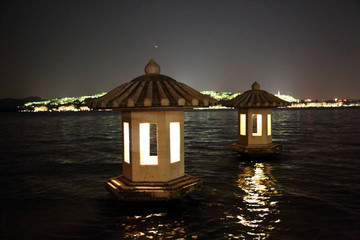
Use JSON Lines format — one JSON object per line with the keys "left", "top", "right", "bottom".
{"left": 88, "top": 59, "right": 216, "bottom": 201}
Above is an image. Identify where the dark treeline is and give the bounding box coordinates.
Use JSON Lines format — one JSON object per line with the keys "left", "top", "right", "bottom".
{"left": 0, "top": 97, "right": 42, "bottom": 112}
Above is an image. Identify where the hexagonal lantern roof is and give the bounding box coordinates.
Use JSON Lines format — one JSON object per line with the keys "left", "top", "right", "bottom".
{"left": 89, "top": 59, "right": 216, "bottom": 110}
{"left": 225, "top": 81, "right": 290, "bottom": 108}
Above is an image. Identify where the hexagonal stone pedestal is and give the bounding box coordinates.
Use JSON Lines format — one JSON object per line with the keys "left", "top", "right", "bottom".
{"left": 105, "top": 174, "right": 202, "bottom": 201}
{"left": 229, "top": 142, "right": 282, "bottom": 155}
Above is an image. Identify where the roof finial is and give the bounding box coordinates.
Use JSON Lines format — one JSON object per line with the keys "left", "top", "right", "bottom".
{"left": 252, "top": 81, "right": 260, "bottom": 90}
{"left": 145, "top": 58, "right": 160, "bottom": 75}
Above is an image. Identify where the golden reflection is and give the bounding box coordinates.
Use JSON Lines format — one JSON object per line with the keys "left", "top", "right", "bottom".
{"left": 118, "top": 213, "right": 195, "bottom": 239}
{"left": 226, "top": 162, "right": 281, "bottom": 239}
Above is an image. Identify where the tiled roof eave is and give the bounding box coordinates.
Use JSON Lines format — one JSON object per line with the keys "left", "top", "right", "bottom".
{"left": 89, "top": 73, "right": 216, "bottom": 109}
{"left": 224, "top": 90, "right": 290, "bottom": 108}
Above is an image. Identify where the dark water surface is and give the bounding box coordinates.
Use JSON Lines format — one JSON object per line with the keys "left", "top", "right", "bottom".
{"left": 1, "top": 109, "right": 359, "bottom": 239}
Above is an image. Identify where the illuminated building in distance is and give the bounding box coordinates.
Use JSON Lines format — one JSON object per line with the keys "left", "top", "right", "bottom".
{"left": 275, "top": 91, "right": 299, "bottom": 103}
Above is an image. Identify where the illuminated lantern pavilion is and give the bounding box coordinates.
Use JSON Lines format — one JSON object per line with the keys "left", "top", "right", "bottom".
{"left": 224, "top": 82, "right": 290, "bottom": 155}
{"left": 90, "top": 59, "right": 216, "bottom": 201}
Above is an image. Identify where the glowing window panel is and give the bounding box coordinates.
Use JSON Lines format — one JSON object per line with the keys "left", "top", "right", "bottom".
{"left": 252, "top": 114, "right": 262, "bottom": 136}
{"left": 267, "top": 114, "right": 272, "bottom": 136}
{"left": 240, "top": 114, "right": 246, "bottom": 136}
{"left": 139, "top": 123, "right": 158, "bottom": 165}
{"left": 170, "top": 122, "right": 180, "bottom": 163}
{"left": 123, "top": 122, "right": 130, "bottom": 164}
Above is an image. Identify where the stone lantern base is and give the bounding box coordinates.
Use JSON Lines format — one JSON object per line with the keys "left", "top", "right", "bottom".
{"left": 105, "top": 174, "right": 202, "bottom": 201}
{"left": 229, "top": 142, "right": 282, "bottom": 155}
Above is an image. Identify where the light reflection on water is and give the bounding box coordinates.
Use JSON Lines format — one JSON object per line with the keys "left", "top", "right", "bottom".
{"left": 117, "top": 213, "right": 189, "bottom": 239}
{"left": 1, "top": 109, "right": 360, "bottom": 239}
{"left": 225, "top": 162, "right": 281, "bottom": 239}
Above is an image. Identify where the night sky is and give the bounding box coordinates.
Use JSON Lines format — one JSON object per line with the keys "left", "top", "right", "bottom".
{"left": 1, "top": 0, "right": 359, "bottom": 100}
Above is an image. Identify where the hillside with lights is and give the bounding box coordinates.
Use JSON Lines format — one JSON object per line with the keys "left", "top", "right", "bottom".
{"left": 1, "top": 91, "right": 358, "bottom": 112}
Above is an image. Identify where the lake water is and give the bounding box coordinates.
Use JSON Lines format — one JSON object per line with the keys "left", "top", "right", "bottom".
{"left": 1, "top": 108, "right": 359, "bottom": 239}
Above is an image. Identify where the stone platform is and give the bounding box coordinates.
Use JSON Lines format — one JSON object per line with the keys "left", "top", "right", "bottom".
{"left": 105, "top": 174, "right": 202, "bottom": 201}
{"left": 229, "top": 142, "right": 282, "bottom": 155}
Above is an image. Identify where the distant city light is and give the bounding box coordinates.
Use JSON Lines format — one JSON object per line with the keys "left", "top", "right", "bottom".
{"left": 20, "top": 90, "right": 360, "bottom": 112}
{"left": 275, "top": 91, "right": 299, "bottom": 103}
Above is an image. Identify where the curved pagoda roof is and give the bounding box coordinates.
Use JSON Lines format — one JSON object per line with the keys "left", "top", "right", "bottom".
{"left": 225, "top": 82, "right": 290, "bottom": 108}
{"left": 89, "top": 59, "right": 216, "bottom": 110}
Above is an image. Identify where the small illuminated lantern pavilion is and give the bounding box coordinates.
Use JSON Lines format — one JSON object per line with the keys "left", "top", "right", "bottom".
{"left": 90, "top": 59, "right": 216, "bottom": 201}
{"left": 225, "top": 82, "right": 290, "bottom": 155}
